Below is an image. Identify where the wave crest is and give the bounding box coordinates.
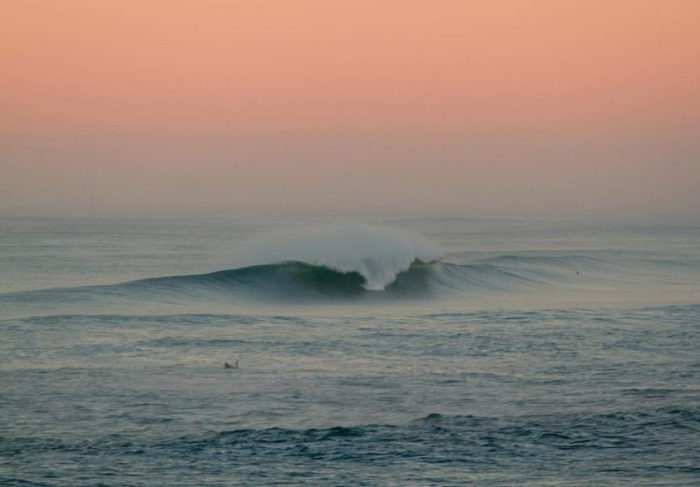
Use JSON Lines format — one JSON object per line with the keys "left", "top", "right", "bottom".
{"left": 233, "top": 223, "right": 444, "bottom": 290}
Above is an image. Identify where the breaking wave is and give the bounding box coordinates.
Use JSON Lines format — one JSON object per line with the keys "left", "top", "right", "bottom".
{"left": 231, "top": 223, "right": 445, "bottom": 290}
{"left": 0, "top": 259, "right": 576, "bottom": 309}
{"left": 2, "top": 224, "right": 697, "bottom": 311}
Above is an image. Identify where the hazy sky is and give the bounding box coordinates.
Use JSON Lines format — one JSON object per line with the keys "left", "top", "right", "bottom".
{"left": 2, "top": 0, "right": 699, "bottom": 218}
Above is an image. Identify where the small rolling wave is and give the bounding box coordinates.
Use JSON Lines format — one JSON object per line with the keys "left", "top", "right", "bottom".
{"left": 5, "top": 408, "right": 698, "bottom": 479}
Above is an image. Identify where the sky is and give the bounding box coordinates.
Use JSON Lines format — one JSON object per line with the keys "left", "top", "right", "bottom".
{"left": 2, "top": 0, "right": 699, "bottom": 218}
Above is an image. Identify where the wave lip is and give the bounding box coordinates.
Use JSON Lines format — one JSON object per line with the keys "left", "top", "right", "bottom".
{"left": 233, "top": 223, "right": 445, "bottom": 291}
{"left": 0, "top": 254, "right": 603, "bottom": 311}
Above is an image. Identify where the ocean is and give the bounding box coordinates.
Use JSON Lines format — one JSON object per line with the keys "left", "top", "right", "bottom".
{"left": 1, "top": 216, "right": 699, "bottom": 485}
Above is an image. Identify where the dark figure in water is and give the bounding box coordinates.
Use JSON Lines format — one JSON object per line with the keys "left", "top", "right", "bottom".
{"left": 224, "top": 361, "right": 239, "bottom": 369}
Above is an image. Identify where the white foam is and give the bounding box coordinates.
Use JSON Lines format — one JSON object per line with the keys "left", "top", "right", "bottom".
{"left": 235, "top": 223, "right": 444, "bottom": 290}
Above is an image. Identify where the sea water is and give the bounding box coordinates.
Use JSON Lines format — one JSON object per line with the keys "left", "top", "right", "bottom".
{"left": 1, "top": 216, "right": 699, "bottom": 485}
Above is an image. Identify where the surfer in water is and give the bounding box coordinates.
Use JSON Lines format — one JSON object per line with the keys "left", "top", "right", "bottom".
{"left": 224, "top": 361, "right": 239, "bottom": 369}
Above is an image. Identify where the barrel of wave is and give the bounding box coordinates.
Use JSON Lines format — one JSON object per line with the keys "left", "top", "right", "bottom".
{"left": 232, "top": 223, "right": 445, "bottom": 290}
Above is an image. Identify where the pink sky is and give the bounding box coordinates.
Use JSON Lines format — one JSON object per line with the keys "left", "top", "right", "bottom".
{"left": 2, "top": 1, "right": 699, "bottom": 217}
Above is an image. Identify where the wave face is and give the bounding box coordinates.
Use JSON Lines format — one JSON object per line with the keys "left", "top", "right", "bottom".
{"left": 0, "top": 261, "right": 551, "bottom": 313}
{"left": 3, "top": 248, "right": 699, "bottom": 311}
{"left": 2, "top": 223, "right": 699, "bottom": 314}
{"left": 140, "top": 259, "right": 538, "bottom": 298}
{"left": 232, "top": 223, "right": 445, "bottom": 291}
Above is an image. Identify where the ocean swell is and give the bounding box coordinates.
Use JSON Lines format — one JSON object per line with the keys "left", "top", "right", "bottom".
{"left": 4, "top": 223, "right": 696, "bottom": 312}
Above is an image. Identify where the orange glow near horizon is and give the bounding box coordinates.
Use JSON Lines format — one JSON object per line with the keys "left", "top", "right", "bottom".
{"left": 2, "top": 0, "right": 699, "bottom": 138}
{"left": 2, "top": 1, "right": 699, "bottom": 217}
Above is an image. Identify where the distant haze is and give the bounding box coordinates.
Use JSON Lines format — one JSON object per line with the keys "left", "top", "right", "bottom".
{"left": 2, "top": 1, "right": 699, "bottom": 218}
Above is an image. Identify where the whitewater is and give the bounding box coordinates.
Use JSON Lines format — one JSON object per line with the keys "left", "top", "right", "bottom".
{"left": 2, "top": 216, "right": 700, "bottom": 485}
{"left": 232, "top": 223, "right": 445, "bottom": 290}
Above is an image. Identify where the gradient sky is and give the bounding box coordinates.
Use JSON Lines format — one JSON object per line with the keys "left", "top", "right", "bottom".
{"left": 2, "top": 0, "right": 699, "bottom": 217}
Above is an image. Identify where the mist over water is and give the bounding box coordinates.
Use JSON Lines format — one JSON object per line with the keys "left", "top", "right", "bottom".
{"left": 233, "top": 223, "right": 445, "bottom": 290}
{"left": 2, "top": 216, "right": 700, "bottom": 485}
